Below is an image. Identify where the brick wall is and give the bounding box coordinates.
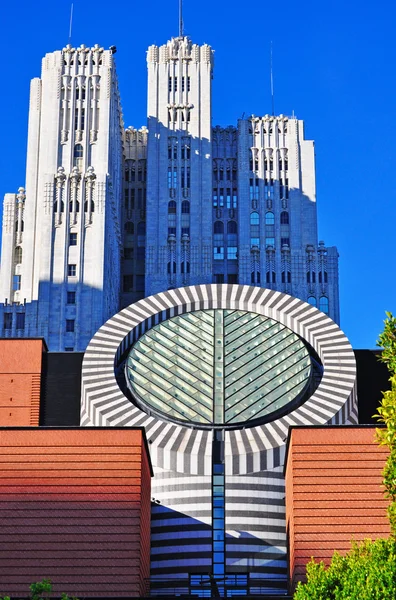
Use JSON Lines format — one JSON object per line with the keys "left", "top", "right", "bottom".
{"left": 0, "top": 428, "right": 151, "bottom": 598}
{"left": 285, "top": 426, "right": 390, "bottom": 592}
{"left": 0, "top": 339, "right": 45, "bottom": 426}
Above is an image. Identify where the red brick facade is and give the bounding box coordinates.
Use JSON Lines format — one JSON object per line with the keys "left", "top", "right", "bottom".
{"left": 0, "top": 428, "right": 151, "bottom": 598}
{"left": 285, "top": 426, "right": 390, "bottom": 592}
{"left": 0, "top": 339, "right": 45, "bottom": 426}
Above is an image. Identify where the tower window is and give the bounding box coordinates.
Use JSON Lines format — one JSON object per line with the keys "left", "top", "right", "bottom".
{"left": 14, "top": 247, "right": 22, "bottom": 264}
{"left": 214, "top": 221, "right": 224, "bottom": 234}
{"left": 181, "top": 201, "right": 190, "bottom": 214}
{"left": 125, "top": 221, "right": 134, "bottom": 234}
{"left": 66, "top": 319, "right": 75, "bottom": 332}
{"left": 280, "top": 211, "right": 289, "bottom": 224}
{"left": 319, "top": 296, "right": 329, "bottom": 314}
{"left": 266, "top": 271, "right": 276, "bottom": 283}
{"left": 265, "top": 212, "right": 275, "bottom": 225}
{"left": 73, "top": 144, "right": 83, "bottom": 169}
{"left": 68, "top": 264, "right": 76, "bottom": 277}
{"left": 227, "top": 221, "right": 237, "bottom": 234}
{"left": 4, "top": 313, "right": 12, "bottom": 330}
{"left": 250, "top": 212, "right": 259, "bottom": 226}
{"left": 308, "top": 296, "right": 317, "bottom": 307}
{"left": 13, "top": 275, "right": 21, "bottom": 291}
{"left": 67, "top": 291, "right": 76, "bottom": 304}
{"left": 168, "top": 201, "right": 177, "bottom": 214}
{"left": 16, "top": 313, "right": 25, "bottom": 330}
{"left": 69, "top": 233, "right": 77, "bottom": 246}
{"left": 214, "top": 247, "right": 224, "bottom": 260}
{"left": 319, "top": 271, "right": 328, "bottom": 284}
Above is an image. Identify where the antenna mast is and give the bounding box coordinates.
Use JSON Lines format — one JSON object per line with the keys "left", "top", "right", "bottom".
{"left": 179, "top": 0, "right": 184, "bottom": 37}
{"left": 68, "top": 3, "right": 74, "bottom": 45}
{"left": 270, "top": 41, "right": 275, "bottom": 117}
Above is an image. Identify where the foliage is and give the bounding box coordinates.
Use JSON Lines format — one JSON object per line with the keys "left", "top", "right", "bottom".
{"left": 375, "top": 311, "right": 396, "bottom": 534}
{"left": 0, "top": 580, "right": 79, "bottom": 600}
{"left": 293, "top": 538, "right": 396, "bottom": 600}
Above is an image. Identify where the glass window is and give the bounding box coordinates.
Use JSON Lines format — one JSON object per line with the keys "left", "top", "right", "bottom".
{"left": 281, "top": 237, "right": 290, "bottom": 246}
{"left": 66, "top": 319, "right": 75, "bottom": 332}
{"left": 266, "top": 271, "right": 276, "bottom": 283}
{"left": 319, "top": 296, "right": 329, "bottom": 314}
{"left": 168, "top": 201, "right": 176, "bottom": 214}
{"left": 16, "top": 313, "right": 25, "bottom": 330}
{"left": 319, "top": 271, "right": 328, "bottom": 284}
{"left": 167, "top": 261, "right": 177, "bottom": 274}
{"left": 280, "top": 211, "right": 289, "bottom": 224}
{"left": 65, "top": 347, "right": 74, "bottom": 352}
{"left": 214, "top": 221, "right": 224, "bottom": 234}
{"left": 227, "top": 221, "right": 237, "bottom": 234}
{"left": 181, "top": 201, "right": 190, "bottom": 214}
{"left": 13, "top": 275, "right": 21, "bottom": 291}
{"left": 124, "top": 247, "right": 134, "bottom": 259}
{"left": 214, "top": 247, "right": 224, "bottom": 260}
{"left": 68, "top": 264, "right": 76, "bottom": 277}
{"left": 67, "top": 291, "right": 76, "bottom": 304}
{"left": 74, "top": 144, "right": 83, "bottom": 158}
{"left": 227, "top": 247, "right": 237, "bottom": 260}
{"left": 308, "top": 296, "right": 317, "bottom": 307}
{"left": 214, "top": 274, "right": 224, "bottom": 283}
{"left": 3, "top": 313, "right": 12, "bottom": 330}
{"left": 213, "top": 541, "right": 224, "bottom": 551}
{"left": 265, "top": 211, "right": 275, "bottom": 225}
{"left": 250, "top": 212, "right": 259, "bottom": 225}
{"left": 228, "top": 274, "right": 238, "bottom": 284}
{"left": 14, "top": 247, "right": 22, "bottom": 264}
{"left": 125, "top": 221, "right": 134, "bottom": 234}
{"left": 69, "top": 232, "right": 77, "bottom": 246}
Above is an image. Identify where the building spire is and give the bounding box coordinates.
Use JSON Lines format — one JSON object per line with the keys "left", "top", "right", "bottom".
{"left": 270, "top": 41, "right": 275, "bottom": 116}
{"left": 179, "top": 0, "right": 184, "bottom": 37}
{"left": 68, "top": 3, "right": 74, "bottom": 45}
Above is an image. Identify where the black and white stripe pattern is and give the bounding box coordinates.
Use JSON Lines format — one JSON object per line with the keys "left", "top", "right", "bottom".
{"left": 81, "top": 285, "right": 357, "bottom": 475}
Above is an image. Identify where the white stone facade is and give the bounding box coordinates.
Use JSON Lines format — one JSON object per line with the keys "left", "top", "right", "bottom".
{"left": 145, "top": 36, "right": 214, "bottom": 295}
{"left": 0, "top": 44, "right": 123, "bottom": 350}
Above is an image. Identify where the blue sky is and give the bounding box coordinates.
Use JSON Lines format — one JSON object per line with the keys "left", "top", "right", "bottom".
{"left": 1, "top": 0, "right": 395, "bottom": 348}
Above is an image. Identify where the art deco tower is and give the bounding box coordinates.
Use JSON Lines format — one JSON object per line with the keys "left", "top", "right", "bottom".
{"left": 145, "top": 36, "right": 214, "bottom": 295}
{"left": 0, "top": 44, "right": 123, "bottom": 350}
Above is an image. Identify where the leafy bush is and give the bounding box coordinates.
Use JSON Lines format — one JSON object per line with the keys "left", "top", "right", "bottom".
{"left": 293, "top": 538, "right": 396, "bottom": 600}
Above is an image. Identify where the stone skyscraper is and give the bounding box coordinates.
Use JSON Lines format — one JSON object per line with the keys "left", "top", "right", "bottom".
{"left": 0, "top": 44, "right": 123, "bottom": 350}
{"left": 1, "top": 34, "right": 339, "bottom": 345}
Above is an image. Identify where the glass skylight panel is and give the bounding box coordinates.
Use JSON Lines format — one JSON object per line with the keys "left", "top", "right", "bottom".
{"left": 125, "top": 309, "right": 313, "bottom": 427}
